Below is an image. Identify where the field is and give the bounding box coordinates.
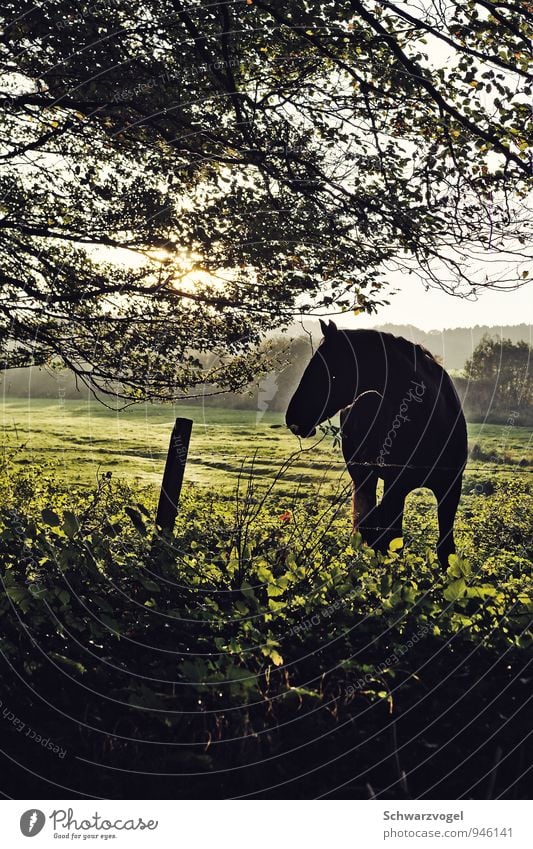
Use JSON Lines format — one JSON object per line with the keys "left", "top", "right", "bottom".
{"left": 1, "top": 398, "right": 333, "bottom": 489}
{"left": 2, "top": 398, "right": 531, "bottom": 489}
{"left": 1, "top": 398, "right": 531, "bottom": 552}
{"left": 0, "top": 398, "right": 531, "bottom": 799}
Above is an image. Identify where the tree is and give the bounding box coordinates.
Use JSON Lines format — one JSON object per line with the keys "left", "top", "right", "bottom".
{"left": 464, "top": 334, "right": 532, "bottom": 412}
{"left": 1, "top": 1, "right": 532, "bottom": 401}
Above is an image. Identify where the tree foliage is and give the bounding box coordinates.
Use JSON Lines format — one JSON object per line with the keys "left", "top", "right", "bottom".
{"left": 1, "top": 1, "right": 532, "bottom": 399}
{"left": 464, "top": 334, "right": 532, "bottom": 412}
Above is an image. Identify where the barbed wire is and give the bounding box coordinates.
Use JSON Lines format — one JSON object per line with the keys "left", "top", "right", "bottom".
{"left": 343, "top": 460, "right": 533, "bottom": 474}
{"left": 290, "top": 427, "right": 532, "bottom": 476}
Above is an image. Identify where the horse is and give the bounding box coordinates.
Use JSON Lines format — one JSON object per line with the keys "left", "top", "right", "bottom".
{"left": 285, "top": 321, "right": 468, "bottom": 566}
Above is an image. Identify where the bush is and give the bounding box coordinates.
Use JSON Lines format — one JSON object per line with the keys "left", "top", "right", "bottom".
{"left": 0, "top": 462, "right": 531, "bottom": 799}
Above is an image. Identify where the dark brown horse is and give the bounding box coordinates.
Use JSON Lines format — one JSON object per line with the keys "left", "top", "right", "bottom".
{"left": 286, "top": 321, "right": 468, "bottom": 565}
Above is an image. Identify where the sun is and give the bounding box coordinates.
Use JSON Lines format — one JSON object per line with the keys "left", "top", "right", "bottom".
{"left": 88, "top": 243, "right": 231, "bottom": 295}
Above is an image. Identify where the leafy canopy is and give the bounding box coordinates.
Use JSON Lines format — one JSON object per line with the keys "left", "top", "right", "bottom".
{"left": 1, "top": 0, "right": 532, "bottom": 399}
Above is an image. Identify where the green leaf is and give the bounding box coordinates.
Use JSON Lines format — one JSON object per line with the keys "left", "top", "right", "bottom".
{"left": 389, "top": 537, "right": 404, "bottom": 551}
{"left": 349, "top": 532, "right": 362, "bottom": 549}
{"left": 100, "top": 614, "right": 121, "bottom": 633}
{"left": 402, "top": 583, "right": 418, "bottom": 604}
{"left": 180, "top": 658, "right": 210, "bottom": 684}
{"left": 447, "top": 554, "right": 463, "bottom": 578}
{"left": 240, "top": 581, "right": 258, "bottom": 605}
{"left": 459, "top": 557, "right": 472, "bottom": 578}
{"left": 227, "top": 547, "right": 240, "bottom": 577}
{"left": 267, "top": 581, "right": 286, "bottom": 598}
{"left": 41, "top": 508, "right": 61, "bottom": 527}
{"left": 92, "top": 595, "right": 114, "bottom": 613}
{"left": 6, "top": 586, "right": 32, "bottom": 611}
{"left": 50, "top": 652, "right": 86, "bottom": 674}
{"left": 381, "top": 573, "right": 392, "bottom": 595}
{"left": 448, "top": 553, "right": 471, "bottom": 578}
{"left": 139, "top": 576, "right": 160, "bottom": 592}
{"left": 221, "top": 664, "right": 257, "bottom": 686}
{"left": 62, "top": 511, "right": 80, "bottom": 538}
{"left": 466, "top": 584, "right": 499, "bottom": 599}
{"left": 126, "top": 685, "right": 164, "bottom": 708}
{"left": 443, "top": 577, "right": 467, "bottom": 602}
{"left": 124, "top": 506, "right": 147, "bottom": 536}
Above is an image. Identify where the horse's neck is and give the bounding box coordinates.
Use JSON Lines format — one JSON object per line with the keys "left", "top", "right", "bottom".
{"left": 344, "top": 335, "right": 403, "bottom": 401}
{"left": 347, "top": 368, "right": 387, "bottom": 403}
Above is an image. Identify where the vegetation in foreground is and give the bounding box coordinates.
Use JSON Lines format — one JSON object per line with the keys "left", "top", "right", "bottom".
{"left": 0, "top": 448, "right": 531, "bottom": 799}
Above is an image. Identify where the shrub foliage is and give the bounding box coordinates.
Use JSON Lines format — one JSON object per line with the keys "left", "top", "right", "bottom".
{"left": 0, "top": 459, "right": 531, "bottom": 798}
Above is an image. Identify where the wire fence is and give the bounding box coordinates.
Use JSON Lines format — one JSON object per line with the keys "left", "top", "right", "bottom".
{"left": 343, "top": 461, "right": 532, "bottom": 474}
{"left": 289, "top": 432, "right": 532, "bottom": 475}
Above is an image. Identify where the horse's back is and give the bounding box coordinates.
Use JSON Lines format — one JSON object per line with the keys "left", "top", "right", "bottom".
{"left": 341, "top": 332, "right": 467, "bottom": 480}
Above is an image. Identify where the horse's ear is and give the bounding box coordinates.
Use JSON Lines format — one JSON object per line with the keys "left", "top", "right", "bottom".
{"left": 320, "top": 319, "right": 338, "bottom": 338}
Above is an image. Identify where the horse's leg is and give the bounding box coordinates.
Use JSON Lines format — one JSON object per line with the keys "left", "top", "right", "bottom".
{"left": 377, "top": 477, "right": 407, "bottom": 554}
{"left": 435, "top": 476, "right": 463, "bottom": 567}
{"left": 350, "top": 469, "right": 379, "bottom": 548}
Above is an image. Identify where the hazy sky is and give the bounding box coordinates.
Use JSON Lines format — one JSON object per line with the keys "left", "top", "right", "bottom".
{"left": 339, "top": 276, "right": 532, "bottom": 332}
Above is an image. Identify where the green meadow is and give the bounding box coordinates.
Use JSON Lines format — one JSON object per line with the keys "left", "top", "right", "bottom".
{"left": 1, "top": 398, "right": 531, "bottom": 559}
{"left": 1, "top": 398, "right": 531, "bottom": 493}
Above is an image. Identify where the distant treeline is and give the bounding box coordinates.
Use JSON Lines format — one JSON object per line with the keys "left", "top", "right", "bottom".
{"left": 2, "top": 325, "right": 531, "bottom": 425}
{"left": 359, "top": 323, "right": 531, "bottom": 372}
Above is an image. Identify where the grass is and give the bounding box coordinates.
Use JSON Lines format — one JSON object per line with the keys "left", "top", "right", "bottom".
{"left": 1, "top": 397, "right": 531, "bottom": 559}
{"left": 0, "top": 398, "right": 339, "bottom": 490}
{"left": 1, "top": 398, "right": 531, "bottom": 490}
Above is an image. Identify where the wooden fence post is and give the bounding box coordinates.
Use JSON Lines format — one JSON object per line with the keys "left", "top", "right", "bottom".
{"left": 155, "top": 417, "right": 193, "bottom": 534}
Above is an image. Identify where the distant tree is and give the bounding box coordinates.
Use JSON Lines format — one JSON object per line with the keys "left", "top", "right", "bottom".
{"left": 464, "top": 335, "right": 532, "bottom": 412}
{"left": 185, "top": 334, "right": 313, "bottom": 411}
{"left": 1, "top": 1, "right": 532, "bottom": 401}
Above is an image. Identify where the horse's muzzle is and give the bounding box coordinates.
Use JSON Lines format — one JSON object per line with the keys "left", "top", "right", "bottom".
{"left": 288, "top": 423, "right": 316, "bottom": 438}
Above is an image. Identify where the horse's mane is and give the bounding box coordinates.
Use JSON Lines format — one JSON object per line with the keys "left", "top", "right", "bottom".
{"left": 332, "top": 328, "right": 440, "bottom": 367}
{"left": 378, "top": 331, "right": 439, "bottom": 365}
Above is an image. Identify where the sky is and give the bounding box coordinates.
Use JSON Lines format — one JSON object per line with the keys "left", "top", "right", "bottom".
{"left": 342, "top": 275, "right": 532, "bottom": 331}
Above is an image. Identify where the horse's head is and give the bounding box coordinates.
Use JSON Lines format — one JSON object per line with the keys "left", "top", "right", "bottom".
{"left": 285, "top": 320, "right": 355, "bottom": 437}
